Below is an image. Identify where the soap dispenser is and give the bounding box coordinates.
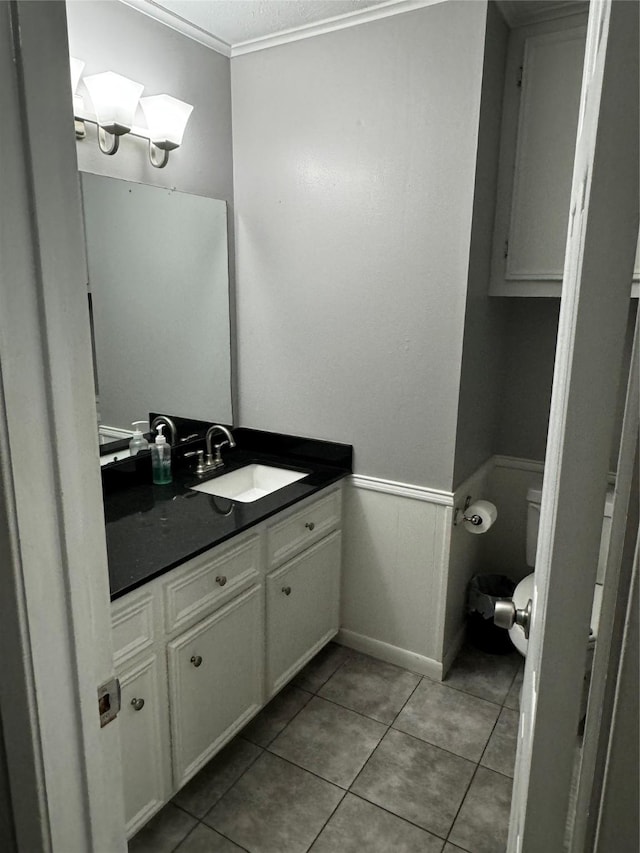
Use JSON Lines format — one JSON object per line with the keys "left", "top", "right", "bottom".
{"left": 129, "top": 421, "right": 149, "bottom": 456}
{"left": 151, "top": 424, "right": 172, "bottom": 484}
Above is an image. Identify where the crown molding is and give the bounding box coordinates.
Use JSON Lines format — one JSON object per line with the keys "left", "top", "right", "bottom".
{"left": 495, "top": 1, "right": 589, "bottom": 29}
{"left": 119, "top": 0, "right": 233, "bottom": 56}
{"left": 231, "top": 0, "right": 446, "bottom": 57}
{"left": 119, "top": 0, "right": 447, "bottom": 58}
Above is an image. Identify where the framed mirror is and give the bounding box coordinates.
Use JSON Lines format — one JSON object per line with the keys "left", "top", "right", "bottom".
{"left": 80, "top": 173, "right": 232, "bottom": 442}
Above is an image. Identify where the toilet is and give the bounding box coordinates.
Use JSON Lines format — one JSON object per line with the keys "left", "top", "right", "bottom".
{"left": 509, "top": 484, "right": 614, "bottom": 657}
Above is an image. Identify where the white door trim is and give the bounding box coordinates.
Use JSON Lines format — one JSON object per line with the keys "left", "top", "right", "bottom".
{"left": 570, "top": 315, "right": 638, "bottom": 851}
{"left": 509, "top": 0, "right": 639, "bottom": 849}
{"left": 0, "top": 3, "right": 125, "bottom": 850}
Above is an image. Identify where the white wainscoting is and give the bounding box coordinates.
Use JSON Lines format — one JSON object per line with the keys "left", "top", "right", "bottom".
{"left": 338, "top": 456, "right": 546, "bottom": 681}
{"left": 338, "top": 476, "right": 453, "bottom": 681}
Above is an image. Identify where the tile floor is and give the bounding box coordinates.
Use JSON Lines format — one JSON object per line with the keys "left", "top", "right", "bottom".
{"left": 129, "top": 642, "right": 524, "bottom": 853}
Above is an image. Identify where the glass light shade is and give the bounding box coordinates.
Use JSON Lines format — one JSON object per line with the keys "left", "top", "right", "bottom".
{"left": 84, "top": 71, "right": 144, "bottom": 132}
{"left": 139, "top": 94, "right": 193, "bottom": 148}
{"left": 69, "top": 57, "right": 85, "bottom": 96}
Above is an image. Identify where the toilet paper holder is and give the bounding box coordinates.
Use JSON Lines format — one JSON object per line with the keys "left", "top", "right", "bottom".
{"left": 454, "top": 495, "right": 483, "bottom": 527}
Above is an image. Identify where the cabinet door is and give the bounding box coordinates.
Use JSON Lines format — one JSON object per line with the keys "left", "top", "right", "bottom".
{"left": 117, "top": 655, "right": 171, "bottom": 839}
{"left": 266, "top": 531, "right": 341, "bottom": 697}
{"left": 490, "top": 17, "right": 589, "bottom": 296}
{"left": 507, "top": 25, "right": 587, "bottom": 281}
{"left": 167, "top": 584, "right": 263, "bottom": 788}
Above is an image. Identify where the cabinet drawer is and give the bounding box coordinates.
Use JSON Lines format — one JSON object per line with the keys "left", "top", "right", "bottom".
{"left": 111, "top": 592, "right": 154, "bottom": 668}
{"left": 267, "top": 489, "right": 341, "bottom": 568}
{"left": 164, "top": 534, "right": 261, "bottom": 634}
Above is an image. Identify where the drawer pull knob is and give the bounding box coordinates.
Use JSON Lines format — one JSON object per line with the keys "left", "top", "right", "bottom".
{"left": 216, "top": 575, "right": 227, "bottom": 586}
{"left": 282, "top": 586, "right": 292, "bottom": 596}
{"left": 190, "top": 655, "right": 203, "bottom": 667}
{"left": 130, "top": 697, "right": 145, "bottom": 711}
{"left": 305, "top": 522, "right": 315, "bottom": 531}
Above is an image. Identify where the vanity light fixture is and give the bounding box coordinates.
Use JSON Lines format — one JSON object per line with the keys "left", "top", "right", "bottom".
{"left": 70, "top": 59, "right": 193, "bottom": 168}
{"left": 140, "top": 94, "right": 194, "bottom": 168}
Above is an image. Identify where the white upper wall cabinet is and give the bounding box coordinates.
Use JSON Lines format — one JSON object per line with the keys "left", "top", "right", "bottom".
{"left": 490, "top": 12, "right": 639, "bottom": 296}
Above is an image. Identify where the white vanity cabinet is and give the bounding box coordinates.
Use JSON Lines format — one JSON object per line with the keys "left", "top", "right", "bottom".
{"left": 168, "top": 584, "right": 263, "bottom": 787}
{"left": 266, "top": 532, "right": 341, "bottom": 697}
{"left": 265, "top": 489, "right": 342, "bottom": 697}
{"left": 111, "top": 591, "right": 172, "bottom": 839}
{"left": 110, "top": 481, "right": 344, "bottom": 838}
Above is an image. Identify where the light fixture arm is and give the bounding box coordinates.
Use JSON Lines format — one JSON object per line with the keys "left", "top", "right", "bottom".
{"left": 97, "top": 126, "right": 120, "bottom": 156}
{"left": 149, "top": 142, "right": 169, "bottom": 169}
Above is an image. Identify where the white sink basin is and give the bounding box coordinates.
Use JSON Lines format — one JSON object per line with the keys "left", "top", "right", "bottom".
{"left": 190, "top": 464, "right": 306, "bottom": 502}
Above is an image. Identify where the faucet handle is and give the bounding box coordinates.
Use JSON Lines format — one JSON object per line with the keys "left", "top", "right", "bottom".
{"left": 184, "top": 449, "right": 206, "bottom": 476}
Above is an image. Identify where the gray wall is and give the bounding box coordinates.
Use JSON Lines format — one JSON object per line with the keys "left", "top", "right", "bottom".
{"left": 232, "top": 1, "right": 489, "bottom": 491}
{"left": 494, "top": 299, "right": 637, "bottom": 468}
{"left": 453, "top": 3, "right": 508, "bottom": 488}
{"left": 493, "top": 298, "right": 560, "bottom": 461}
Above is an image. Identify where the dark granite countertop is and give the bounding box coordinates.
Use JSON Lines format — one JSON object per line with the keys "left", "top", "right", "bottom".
{"left": 103, "top": 427, "right": 352, "bottom": 601}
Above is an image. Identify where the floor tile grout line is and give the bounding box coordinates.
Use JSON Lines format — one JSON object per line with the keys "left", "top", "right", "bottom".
{"left": 258, "top": 743, "right": 365, "bottom": 792}
{"left": 294, "top": 645, "right": 354, "bottom": 694}
{"left": 345, "top": 789, "right": 451, "bottom": 845}
{"left": 243, "top": 687, "right": 315, "bottom": 749}
{"left": 382, "top": 721, "right": 487, "bottom": 767}
{"left": 477, "top": 710, "right": 502, "bottom": 766}
{"left": 176, "top": 740, "right": 265, "bottom": 822}
{"left": 436, "top": 674, "right": 515, "bottom": 708}
{"left": 201, "top": 820, "right": 252, "bottom": 853}
{"left": 303, "top": 788, "right": 349, "bottom": 853}
{"left": 301, "top": 686, "right": 411, "bottom": 728}
{"left": 388, "top": 675, "right": 424, "bottom": 729}
{"left": 166, "top": 816, "right": 199, "bottom": 853}
{"left": 443, "top": 761, "right": 482, "bottom": 846}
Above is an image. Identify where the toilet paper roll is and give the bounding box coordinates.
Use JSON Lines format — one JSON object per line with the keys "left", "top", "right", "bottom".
{"left": 463, "top": 500, "right": 497, "bottom": 534}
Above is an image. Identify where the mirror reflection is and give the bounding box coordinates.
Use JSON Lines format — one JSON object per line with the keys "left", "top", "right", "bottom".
{"left": 80, "top": 173, "right": 232, "bottom": 441}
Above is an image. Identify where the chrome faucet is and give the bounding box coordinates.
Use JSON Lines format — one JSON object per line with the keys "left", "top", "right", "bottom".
{"left": 150, "top": 415, "right": 177, "bottom": 446}
{"left": 204, "top": 424, "right": 236, "bottom": 472}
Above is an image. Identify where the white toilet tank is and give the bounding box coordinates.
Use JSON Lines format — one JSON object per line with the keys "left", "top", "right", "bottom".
{"left": 526, "top": 485, "right": 615, "bottom": 582}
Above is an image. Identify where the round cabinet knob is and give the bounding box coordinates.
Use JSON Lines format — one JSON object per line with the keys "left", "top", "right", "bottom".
{"left": 304, "top": 522, "right": 315, "bottom": 531}
{"left": 216, "top": 575, "right": 227, "bottom": 586}
{"left": 130, "top": 697, "right": 145, "bottom": 711}
{"left": 282, "top": 586, "right": 292, "bottom": 596}
{"left": 190, "top": 655, "right": 203, "bottom": 667}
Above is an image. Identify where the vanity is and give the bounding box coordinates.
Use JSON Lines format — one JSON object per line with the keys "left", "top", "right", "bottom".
{"left": 82, "top": 171, "right": 351, "bottom": 837}
{"left": 103, "top": 427, "right": 351, "bottom": 838}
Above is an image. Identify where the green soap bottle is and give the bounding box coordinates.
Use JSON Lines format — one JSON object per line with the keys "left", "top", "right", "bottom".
{"left": 151, "top": 424, "right": 172, "bottom": 484}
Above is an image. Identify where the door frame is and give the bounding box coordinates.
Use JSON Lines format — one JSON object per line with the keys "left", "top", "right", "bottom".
{"left": 0, "top": 2, "right": 125, "bottom": 850}
{"left": 508, "top": 0, "right": 639, "bottom": 849}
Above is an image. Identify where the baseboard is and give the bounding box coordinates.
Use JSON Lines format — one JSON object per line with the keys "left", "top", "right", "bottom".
{"left": 441, "top": 623, "right": 466, "bottom": 680}
{"left": 492, "top": 454, "right": 545, "bottom": 473}
{"left": 336, "top": 628, "right": 443, "bottom": 681}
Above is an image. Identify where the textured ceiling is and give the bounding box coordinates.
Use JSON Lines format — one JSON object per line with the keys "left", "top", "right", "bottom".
{"left": 147, "top": 0, "right": 392, "bottom": 48}
{"left": 121, "top": 0, "right": 588, "bottom": 54}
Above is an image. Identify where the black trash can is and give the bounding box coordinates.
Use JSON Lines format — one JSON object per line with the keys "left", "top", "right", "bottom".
{"left": 467, "top": 573, "right": 516, "bottom": 654}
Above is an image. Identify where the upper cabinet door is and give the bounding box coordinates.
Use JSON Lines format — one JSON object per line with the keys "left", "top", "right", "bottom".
{"left": 490, "top": 13, "right": 639, "bottom": 296}
{"left": 508, "top": 26, "right": 586, "bottom": 280}
{"left": 490, "top": 17, "right": 585, "bottom": 295}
